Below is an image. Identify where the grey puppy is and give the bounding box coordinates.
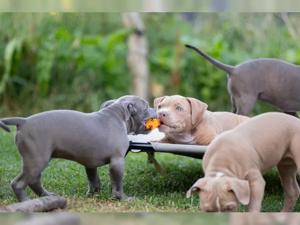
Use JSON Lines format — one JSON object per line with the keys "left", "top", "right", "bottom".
{"left": 186, "top": 44, "right": 300, "bottom": 117}
{"left": 101, "top": 99, "right": 164, "bottom": 173}
{"left": 0, "top": 95, "right": 156, "bottom": 202}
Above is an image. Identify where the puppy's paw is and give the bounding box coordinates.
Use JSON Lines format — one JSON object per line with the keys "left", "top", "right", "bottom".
{"left": 42, "top": 191, "right": 57, "bottom": 197}
{"left": 86, "top": 187, "right": 101, "bottom": 197}
{"left": 86, "top": 191, "right": 101, "bottom": 197}
{"left": 111, "top": 193, "right": 135, "bottom": 201}
{"left": 122, "top": 196, "right": 135, "bottom": 202}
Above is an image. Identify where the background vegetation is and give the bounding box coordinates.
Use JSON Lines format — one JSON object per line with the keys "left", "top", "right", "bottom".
{"left": 1, "top": 13, "right": 300, "bottom": 116}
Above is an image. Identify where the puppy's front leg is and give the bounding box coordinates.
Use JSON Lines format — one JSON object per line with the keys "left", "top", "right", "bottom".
{"left": 85, "top": 167, "right": 101, "bottom": 195}
{"left": 246, "top": 169, "right": 266, "bottom": 212}
{"left": 277, "top": 161, "right": 299, "bottom": 212}
{"left": 109, "top": 157, "right": 128, "bottom": 200}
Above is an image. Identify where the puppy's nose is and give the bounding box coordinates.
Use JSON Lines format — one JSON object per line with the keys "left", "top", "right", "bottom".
{"left": 158, "top": 112, "right": 168, "bottom": 118}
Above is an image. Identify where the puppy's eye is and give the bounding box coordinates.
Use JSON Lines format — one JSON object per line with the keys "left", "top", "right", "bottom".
{"left": 158, "top": 105, "right": 161, "bottom": 109}
{"left": 176, "top": 106, "right": 183, "bottom": 111}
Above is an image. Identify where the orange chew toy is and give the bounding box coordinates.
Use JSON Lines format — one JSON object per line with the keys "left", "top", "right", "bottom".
{"left": 145, "top": 118, "right": 161, "bottom": 130}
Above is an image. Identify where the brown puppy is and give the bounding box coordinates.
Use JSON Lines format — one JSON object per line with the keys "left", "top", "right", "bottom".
{"left": 187, "top": 112, "right": 300, "bottom": 212}
{"left": 154, "top": 95, "right": 249, "bottom": 145}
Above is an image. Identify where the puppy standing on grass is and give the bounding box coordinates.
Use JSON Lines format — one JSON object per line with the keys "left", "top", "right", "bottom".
{"left": 0, "top": 95, "right": 156, "bottom": 202}
{"left": 187, "top": 112, "right": 300, "bottom": 212}
{"left": 154, "top": 95, "right": 248, "bottom": 145}
{"left": 186, "top": 44, "right": 300, "bottom": 117}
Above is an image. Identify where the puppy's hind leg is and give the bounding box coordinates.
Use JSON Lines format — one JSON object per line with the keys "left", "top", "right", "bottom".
{"left": 12, "top": 155, "right": 51, "bottom": 201}
{"left": 277, "top": 159, "right": 299, "bottom": 212}
{"left": 26, "top": 153, "right": 54, "bottom": 198}
{"left": 13, "top": 137, "right": 53, "bottom": 201}
{"left": 230, "top": 96, "right": 237, "bottom": 113}
{"left": 11, "top": 139, "right": 35, "bottom": 201}
{"left": 11, "top": 173, "right": 29, "bottom": 202}
{"left": 85, "top": 167, "right": 101, "bottom": 195}
{"left": 28, "top": 173, "right": 55, "bottom": 197}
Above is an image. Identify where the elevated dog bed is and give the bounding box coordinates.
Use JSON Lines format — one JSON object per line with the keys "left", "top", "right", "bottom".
{"left": 127, "top": 142, "right": 207, "bottom": 159}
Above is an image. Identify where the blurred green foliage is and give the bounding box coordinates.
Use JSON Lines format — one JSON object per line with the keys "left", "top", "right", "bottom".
{"left": 1, "top": 13, "right": 300, "bottom": 116}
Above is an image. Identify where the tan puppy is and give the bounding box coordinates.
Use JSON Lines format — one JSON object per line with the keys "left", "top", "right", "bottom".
{"left": 186, "top": 112, "right": 300, "bottom": 212}
{"left": 154, "top": 95, "right": 249, "bottom": 145}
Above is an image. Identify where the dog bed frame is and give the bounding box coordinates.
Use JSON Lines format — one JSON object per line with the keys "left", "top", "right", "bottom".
{"left": 127, "top": 142, "right": 207, "bottom": 159}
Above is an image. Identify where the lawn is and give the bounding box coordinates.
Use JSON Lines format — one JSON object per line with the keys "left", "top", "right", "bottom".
{"left": 0, "top": 213, "right": 228, "bottom": 225}
{"left": 0, "top": 129, "right": 298, "bottom": 212}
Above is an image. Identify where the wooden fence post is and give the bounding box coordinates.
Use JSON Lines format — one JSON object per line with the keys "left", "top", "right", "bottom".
{"left": 122, "top": 13, "right": 149, "bottom": 100}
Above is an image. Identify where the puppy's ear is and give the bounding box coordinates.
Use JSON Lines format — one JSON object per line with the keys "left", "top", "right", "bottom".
{"left": 186, "top": 178, "right": 207, "bottom": 198}
{"left": 100, "top": 99, "right": 116, "bottom": 109}
{"left": 186, "top": 97, "right": 208, "bottom": 128}
{"left": 227, "top": 178, "right": 250, "bottom": 205}
{"left": 115, "top": 102, "right": 137, "bottom": 121}
{"left": 153, "top": 96, "right": 166, "bottom": 109}
{"left": 127, "top": 103, "right": 137, "bottom": 115}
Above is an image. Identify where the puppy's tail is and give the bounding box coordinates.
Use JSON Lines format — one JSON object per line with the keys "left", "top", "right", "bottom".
{"left": 1, "top": 117, "right": 27, "bottom": 132}
{"left": 0, "top": 121, "right": 10, "bottom": 132}
{"left": 185, "top": 44, "right": 234, "bottom": 74}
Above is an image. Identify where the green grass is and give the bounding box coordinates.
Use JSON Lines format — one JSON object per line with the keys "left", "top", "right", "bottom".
{"left": 0, "top": 213, "right": 228, "bottom": 225}
{"left": 0, "top": 130, "right": 299, "bottom": 212}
